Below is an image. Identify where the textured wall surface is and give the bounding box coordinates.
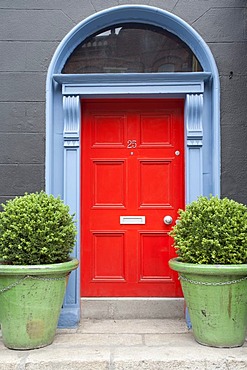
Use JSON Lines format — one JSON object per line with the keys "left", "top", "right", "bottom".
{"left": 0, "top": 0, "right": 246, "bottom": 204}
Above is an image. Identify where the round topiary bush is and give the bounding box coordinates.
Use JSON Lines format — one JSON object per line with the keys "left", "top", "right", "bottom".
{"left": 170, "top": 196, "right": 247, "bottom": 264}
{"left": 0, "top": 191, "right": 77, "bottom": 265}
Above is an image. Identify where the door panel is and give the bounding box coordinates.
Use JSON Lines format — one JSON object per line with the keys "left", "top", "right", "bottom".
{"left": 139, "top": 160, "right": 171, "bottom": 207}
{"left": 140, "top": 114, "right": 171, "bottom": 146}
{"left": 139, "top": 232, "right": 171, "bottom": 280}
{"left": 92, "top": 160, "right": 126, "bottom": 207}
{"left": 92, "top": 232, "right": 125, "bottom": 280}
{"left": 81, "top": 99, "right": 184, "bottom": 297}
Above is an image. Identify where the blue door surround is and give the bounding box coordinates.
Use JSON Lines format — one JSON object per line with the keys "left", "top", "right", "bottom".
{"left": 46, "top": 5, "right": 220, "bottom": 327}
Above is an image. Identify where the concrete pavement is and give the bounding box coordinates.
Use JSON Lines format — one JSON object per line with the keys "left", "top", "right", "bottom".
{"left": 1, "top": 319, "right": 247, "bottom": 369}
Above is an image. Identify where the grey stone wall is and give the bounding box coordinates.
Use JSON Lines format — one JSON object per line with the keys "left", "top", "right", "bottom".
{"left": 0, "top": 0, "right": 246, "bottom": 205}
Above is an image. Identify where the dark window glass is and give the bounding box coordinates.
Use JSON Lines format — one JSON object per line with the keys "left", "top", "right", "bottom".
{"left": 62, "top": 23, "right": 202, "bottom": 74}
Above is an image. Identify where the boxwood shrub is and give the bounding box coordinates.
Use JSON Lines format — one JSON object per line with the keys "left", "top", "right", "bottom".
{"left": 170, "top": 196, "right": 247, "bottom": 264}
{"left": 0, "top": 191, "right": 76, "bottom": 265}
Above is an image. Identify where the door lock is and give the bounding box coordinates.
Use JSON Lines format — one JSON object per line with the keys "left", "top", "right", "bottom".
{"left": 163, "top": 215, "right": 173, "bottom": 225}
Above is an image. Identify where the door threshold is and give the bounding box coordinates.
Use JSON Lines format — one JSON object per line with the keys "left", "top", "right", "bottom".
{"left": 81, "top": 298, "right": 184, "bottom": 320}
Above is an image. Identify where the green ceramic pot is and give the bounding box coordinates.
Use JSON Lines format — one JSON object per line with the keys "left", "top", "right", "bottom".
{"left": 169, "top": 258, "right": 247, "bottom": 347}
{"left": 0, "top": 258, "right": 79, "bottom": 350}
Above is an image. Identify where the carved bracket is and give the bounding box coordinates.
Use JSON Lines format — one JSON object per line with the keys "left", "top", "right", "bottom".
{"left": 63, "top": 96, "right": 80, "bottom": 147}
{"left": 186, "top": 94, "right": 203, "bottom": 147}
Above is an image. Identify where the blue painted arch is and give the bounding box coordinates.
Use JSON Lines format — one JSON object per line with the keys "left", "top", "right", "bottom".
{"left": 47, "top": 5, "right": 218, "bottom": 74}
{"left": 46, "top": 5, "right": 220, "bottom": 327}
{"left": 47, "top": 4, "right": 220, "bottom": 195}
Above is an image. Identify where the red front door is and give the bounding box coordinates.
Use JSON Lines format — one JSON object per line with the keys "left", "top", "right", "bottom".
{"left": 81, "top": 99, "right": 184, "bottom": 297}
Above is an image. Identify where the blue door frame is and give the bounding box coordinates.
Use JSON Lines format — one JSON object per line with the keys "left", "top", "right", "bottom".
{"left": 46, "top": 5, "right": 220, "bottom": 327}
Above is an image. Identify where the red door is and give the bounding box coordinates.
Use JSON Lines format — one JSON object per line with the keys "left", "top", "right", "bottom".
{"left": 81, "top": 99, "right": 184, "bottom": 297}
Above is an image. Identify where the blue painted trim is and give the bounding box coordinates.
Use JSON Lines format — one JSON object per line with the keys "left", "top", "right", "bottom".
{"left": 48, "top": 5, "right": 217, "bottom": 74}
{"left": 47, "top": 5, "right": 220, "bottom": 193}
{"left": 185, "top": 94, "right": 204, "bottom": 203}
{"left": 46, "top": 5, "right": 220, "bottom": 327}
{"left": 53, "top": 72, "right": 211, "bottom": 85}
{"left": 53, "top": 73, "right": 211, "bottom": 95}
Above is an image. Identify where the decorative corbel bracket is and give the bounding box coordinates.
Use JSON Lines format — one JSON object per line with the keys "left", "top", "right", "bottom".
{"left": 186, "top": 94, "right": 203, "bottom": 147}
{"left": 63, "top": 96, "right": 80, "bottom": 147}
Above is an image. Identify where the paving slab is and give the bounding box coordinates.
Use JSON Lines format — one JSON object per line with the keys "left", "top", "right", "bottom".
{"left": 25, "top": 347, "right": 110, "bottom": 370}
{"left": 78, "top": 318, "right": 188, "bottom": 334}
{"left": 112, "top": 343, "right": 247, "bottom": 369}
{"left": 0, "top": 319, "right": 246, "bottom": 370}
{"left": 54, "top": 333, "right": 143, "bottom": 346}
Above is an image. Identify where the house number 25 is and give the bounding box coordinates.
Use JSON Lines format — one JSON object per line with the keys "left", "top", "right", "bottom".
{"left": 127, "top": 140, "right": 137, "bottom": 148}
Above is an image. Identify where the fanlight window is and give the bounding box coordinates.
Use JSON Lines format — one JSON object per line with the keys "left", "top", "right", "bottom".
{"left": 62, "top": 23, "right": 202, "bottom": 74}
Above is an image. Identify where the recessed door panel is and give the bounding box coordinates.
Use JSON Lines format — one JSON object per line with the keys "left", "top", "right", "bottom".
{"left": 140, "top": 114, "right": 171, "bottom": 146}
{"left": 92, "top": 115, "right": 125, "bottom": 147}
{"left": 92, "top": 232, "right": 126, "bottom": 281}
{"left": 139, "top": 232, "right": 171, "bottom": 281}
{"left": 139, "top": 160, "right": 171, "bottom": 208}
{"left": 92, "top": 160, "right": 126, "bottom": 208}
{"left": 81, "top": 99, "right": 184, "bottom": 297}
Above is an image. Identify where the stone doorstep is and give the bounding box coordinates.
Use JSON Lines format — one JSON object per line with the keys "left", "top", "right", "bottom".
{"left": 0, "top": 319, "right": 247, "bottom": 370}
{"left": 80, "top": 297, "right": 185, "bottom": 319}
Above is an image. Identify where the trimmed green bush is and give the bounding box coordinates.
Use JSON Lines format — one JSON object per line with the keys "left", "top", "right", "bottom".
{"left": 0, "top": 191, "right": 76, "bottom": 265}
{"left": 170, "top": 196, "right": 247, "bottom": 264}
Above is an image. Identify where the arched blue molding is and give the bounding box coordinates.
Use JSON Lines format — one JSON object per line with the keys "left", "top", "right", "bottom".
{"left": 47, "top": 5, "right": 220, "bottom": 194}
{"left": 48, "top": 5, "right": 217, "bottom": 74}
{"left": 46, "top": 5, "right": 220, "bottom": 327}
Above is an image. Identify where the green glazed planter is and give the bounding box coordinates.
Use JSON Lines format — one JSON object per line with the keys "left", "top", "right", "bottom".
{"left": 169, "top": 258, "right": 247, "bottom": 348}
{"left": 0, "top": 258, "right": 79, "bottom": 350}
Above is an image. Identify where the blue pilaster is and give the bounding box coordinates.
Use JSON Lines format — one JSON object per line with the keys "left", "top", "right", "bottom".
{"left": 58, "top": 96, "right": 80, "bottom": 327}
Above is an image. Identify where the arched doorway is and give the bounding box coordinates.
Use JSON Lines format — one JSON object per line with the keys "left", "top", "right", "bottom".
{"left": 46, "top": 5, "right": 220, "bottom": 326}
